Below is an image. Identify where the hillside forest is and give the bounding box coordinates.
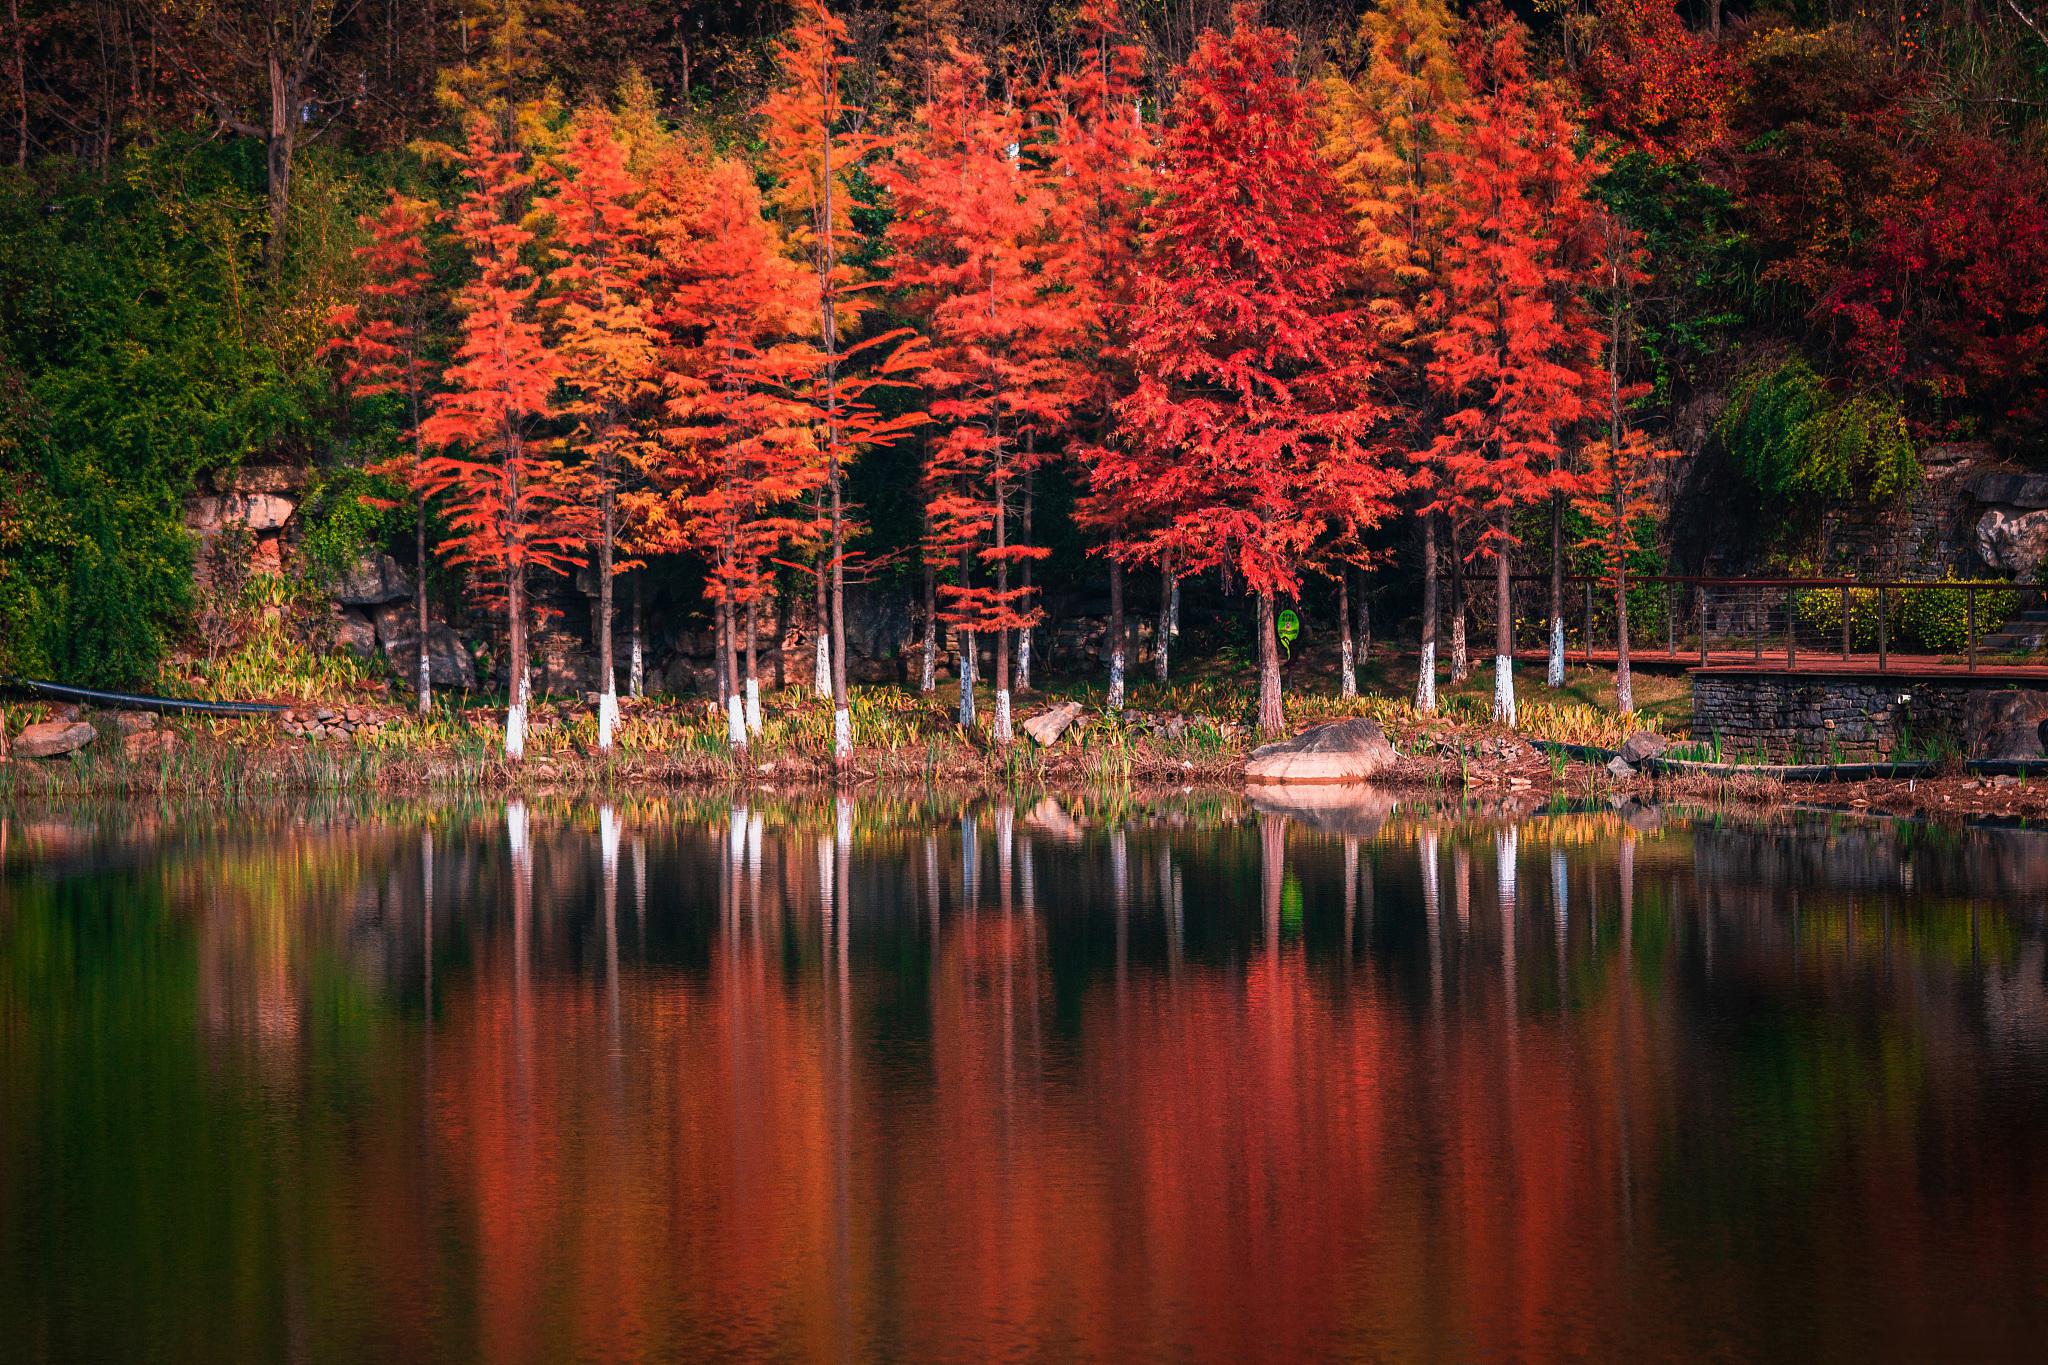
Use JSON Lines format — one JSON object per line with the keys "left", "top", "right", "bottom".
{"left": 3, "top": 0, "right": 2046, "bottom": 757}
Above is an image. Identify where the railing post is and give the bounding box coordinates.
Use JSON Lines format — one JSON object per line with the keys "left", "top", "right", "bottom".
{"left": 1840, "top": 585, "right": 1850, "bottom": 660}
{"left": 1786, "top": 586, "right": 1797, "bottom": 668}
{"left": 1697, "top": 585, "right": 1708, "bottom": 666}
{"left": 1877, "top": 585, "right": 1889, "bottom": 672}
{"left": 1754, "top": 585, "right": 1764, "bottom": 662}
{"left": 1967, "top": 583, "right": 1978, "bottom": 672}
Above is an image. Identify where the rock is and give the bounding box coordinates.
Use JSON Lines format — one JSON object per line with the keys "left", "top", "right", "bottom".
{"left": 336, "top": 608, "right": 378, "bottom": 659}
{"left": 1962, "top": 689, "right": 2048, "bottom": 760}
{"left": 1248, "top": 784, "right": 1396, "bottom": 837}
{"left": 217, "top": 462, "right": 311, "bottom": 495}
{"left": 1618, "top": 731, "right": 1668, "bottom": 766}
{"left": 1975, "top": 508, "right": 2048, "bottom": 581}
{"left": 372, "top": 604, "right": 476, "bottom": 690}
{"left": 1023, "top": 700, "right": 1085, "bottom": 746}
{"left": 185, "top": 491, "right": 295, "bottom": 534}
{"left": 1969, "top": 471, "right": 2048, "bottom": 510}
{"left": 334, "top": 553, "right": 414, "bottom": 607}
{"left": 123, "top": 729, "right": 175, "bottom": 761}
{"left": 13, "top": 720, "right": 97, "bottom": 759}
{"left": 1245, "top": 718, "right": 1398, "bottom": 785}
{"left": 1606, "top": 756, "right": 1638, "bottom": 778}
{"left": 112, "top": 711, "right": 158, "bottom": 735}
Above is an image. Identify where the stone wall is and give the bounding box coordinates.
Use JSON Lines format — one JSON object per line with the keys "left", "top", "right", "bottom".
{"left": 1692, "top": 668, "right": 2048, "bottom": 761}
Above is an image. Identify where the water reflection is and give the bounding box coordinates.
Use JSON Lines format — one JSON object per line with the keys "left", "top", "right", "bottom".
{"left": 4, "top": 794, "right": 2048, "bottom": 1361}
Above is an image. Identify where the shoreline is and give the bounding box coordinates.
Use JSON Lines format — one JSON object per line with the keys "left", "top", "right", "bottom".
{"left": 4, "top": 690, "right": 2044, "bottom": 825}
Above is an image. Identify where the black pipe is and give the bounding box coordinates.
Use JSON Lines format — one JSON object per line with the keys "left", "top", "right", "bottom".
{"left": 0, "top": 678, "right": 286, "bottom": 717}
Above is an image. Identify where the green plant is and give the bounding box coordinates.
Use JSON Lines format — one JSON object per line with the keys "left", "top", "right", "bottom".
{"left": 1896, "top": 574, "right": 2017, "bottom": 654}
{"left": 1718, "top": 356, "right": 1919, "bottom": 507}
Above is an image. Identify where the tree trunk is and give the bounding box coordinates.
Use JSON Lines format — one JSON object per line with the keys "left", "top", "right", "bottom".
{"left": 993, "top": 494, "right": 1012, "bottom": 745}
{"left": 919, "top": 557, "right": 937, "bottom": 693}
{"left": 745, "top": 590, "right": 762, "bottom": 734}
{"left": 1256, "top": 590, "right": 1284, "bottom": 738}
{"left": 722, "top": 594, "right": 746, "bottom": 752}
{"left": 1154, "top": 551, "right": 1174, "bottom": 685}
{"left": 1615, "top": 569, "right": 1633, "bottom": 715}
{"left": 506, "top": 564, "right": 528, "bottom": 760}
{"left": 1107, "top": 559, "right": 1126, "bottom": 710}
{"left": 957, "top": 551, "right": 976, "bottom": 728}
{"left": 829, "top": 471, "right": 851, "bottom": 765}
{"left": 263, "top": 50, "right": 293, "bottom": 275}
{"left": 1018, "top": 478, "right": 1034, "bottom": 693}
{"left": 1494, "top": 510, "right": 1517, "bottom": 726}
{"left": 1449, "top": 521, "right": 1470, "bottom": 684}
{"left": 1416, "top": 513, "right": 1438, "bottom": 712}
{"left": 1357, "top": 584, "right": 1372, "bottom": 665}
{"left": 629, "top": 575, "right": 644, "bottom": 698}
{"left": 415, "top": 495, "right": 431, "bottom": 716}
{"left": 596, "top": 460, "right": 617, "bottom": 751}
{"left": 812, "top": 559, "right": 831, "bottom": 697}
{"left": 1547, "top": 492, "right": 1566, "bottom": 689}
{"left": 1338, "top": 568, "right": 1356, "bottom": 699}
{"left": 1169, "top": 575, "right": 1180, "bottom": 638}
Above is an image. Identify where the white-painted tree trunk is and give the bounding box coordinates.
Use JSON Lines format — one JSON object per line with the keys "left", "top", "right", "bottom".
{"left": 813, "top": 630, "right": 831, "bottom": 697}
{"left": 832, "top": 706, "right": 852, "bottom": 764}
{"left": 417, "top": 649, "right": 432, "bottom": 717}
{"left": 1108, "top": 644, "right": 1125, "bottom": 711}
{"left": 745, "top": 678, "right": 762, "bottom": 734}
{"left": 726, "top": 693, "right": 747, "bottom": 751}
{"left": 1493, "top": 653, "right": 1517, "bottom": 727}
{"left": 1547, "top": 614, "right": 1566, "bottom": 689}
{"left": 505, "top": 676, "right": 527, "bottom": 760}
{"left": 1017, "top": 628, "right": 1032, "bottom": 693}
{"left": 1340, "top": 634, "right": 1356, "bottom": 699}
{"left": 597, "top": 687, "right": 619, "bottom": 752}
{"left": 994, "top": 687, "right": 1011, "bottom": 744}
{"left": 1415, "top": 640, "right": 1436, "bottom": 713}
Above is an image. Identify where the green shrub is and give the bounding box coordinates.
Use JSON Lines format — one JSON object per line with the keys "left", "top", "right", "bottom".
{"left": 1719, "top": 356, "right": 1920, "bottom": 505}
{"left": 1896, "top": 575, "right": 2017, "bottom": 654}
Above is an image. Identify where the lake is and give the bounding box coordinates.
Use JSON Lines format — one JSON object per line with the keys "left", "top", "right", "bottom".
{"left": 3, "top": 791, "right": 2047, "bottom": 1361}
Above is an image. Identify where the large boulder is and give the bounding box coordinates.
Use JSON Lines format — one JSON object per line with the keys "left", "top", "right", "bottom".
{"left": 1963, "top": 689, "right": 2048, "bottom": 761}
{"left": 13, "top": 720, "right": 97, "bottom": 759}
{"left": 1619, "top": 731, "right": 1668, "bottom": 766}
{"left": 1245, "top": 717, "right": 1399, "bottom": 785}
{"left": 1976, "top": 508, "right": 2048, "bottom": 581}
{"left": 333, "top": 553, "right": 414, "bottom": 607}
{"left": 1022, "top": 700, "right": 1085, "bottom": 746}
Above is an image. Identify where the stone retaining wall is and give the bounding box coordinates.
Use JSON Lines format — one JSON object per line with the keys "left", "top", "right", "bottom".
{"left": 1692, "top": 669, "right": 2048, "bottom": 761}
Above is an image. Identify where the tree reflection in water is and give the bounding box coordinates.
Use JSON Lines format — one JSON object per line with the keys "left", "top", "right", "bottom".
{"left": 4, "top": 795, "right": 2048, "bottom": 1361}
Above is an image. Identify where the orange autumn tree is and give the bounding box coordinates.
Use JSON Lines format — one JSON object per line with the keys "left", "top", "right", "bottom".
{"left": 1057, "top": 0, "right": 1156, "bottom": 706}
{"left": 1427, "top": 11, "right": 1604, "bottom": 726}
{"left": 640, "top": 154, "right": 820, "bottom": 753}
{"left": 324, "top": 188, "right": 442, "bottom": 715}
{"left": 418, "top": 114, "right": 583, "bottom": 760}
{"left": 1109, "top": 5, "right": 1396, "bottom": 739}
{"left": 1576, "top": 212, "right": 1676, "bottom": 715}
{"left": 541, "top": 103, "right": 659, "bottom": 752}
{"left": 1320, "top": 0, "right": 1465, "bottom": 710}
{"left": 883, "top": 49, "right": 1078, "bottom": 745}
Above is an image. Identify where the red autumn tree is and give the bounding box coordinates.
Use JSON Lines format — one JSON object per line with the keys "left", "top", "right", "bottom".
{"left": 541, "top": 102, "right": 659, "bottom": 752}
{"left": 1057, "top": 0, "right": 1157, "bottom": 707}
{"left": 1109, "top": 4, "right": 1397, "bottom": 738}
{"left": 323, "top": 188, "right": 442, "bottom": 714}
{"left": 417, "top": 114, "right": 583, "bottom": 760}
{"left": 1579, "top": 0, "right": 1731, "bottom": 164}
{"left": 1575, "top": 213, "right": 1676, "bottom": 716}
{"left": 638, "top": 152, "right": 820, "bottom": 753}
{"left": 760, "top": 0, "right": 889, "bottom": 767}
{"left": 1427, "top": 11, "right": 1604, "bottom": 726}
{"left": 883, "top": 48, "right": 1079, "bottom": 745}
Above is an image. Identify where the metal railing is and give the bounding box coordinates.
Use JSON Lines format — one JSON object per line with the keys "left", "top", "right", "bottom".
{"left": 1482, "top": 574, "right": 2048, "bottom": 674}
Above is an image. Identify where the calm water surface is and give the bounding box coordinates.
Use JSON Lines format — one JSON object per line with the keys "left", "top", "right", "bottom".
{"left": 4, "top": 791, "right": 2048, "bottom": 1362}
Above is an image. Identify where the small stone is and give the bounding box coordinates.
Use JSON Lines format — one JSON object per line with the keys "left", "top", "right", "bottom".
{"left": 1606, "top": 756, "right": 1638, "bottom": 778}
{"left": 1618, "top": 731, "right": 1667, "bottom": 765}
{"left": 113, "top": 711, "right": 159, "bottom": 735}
